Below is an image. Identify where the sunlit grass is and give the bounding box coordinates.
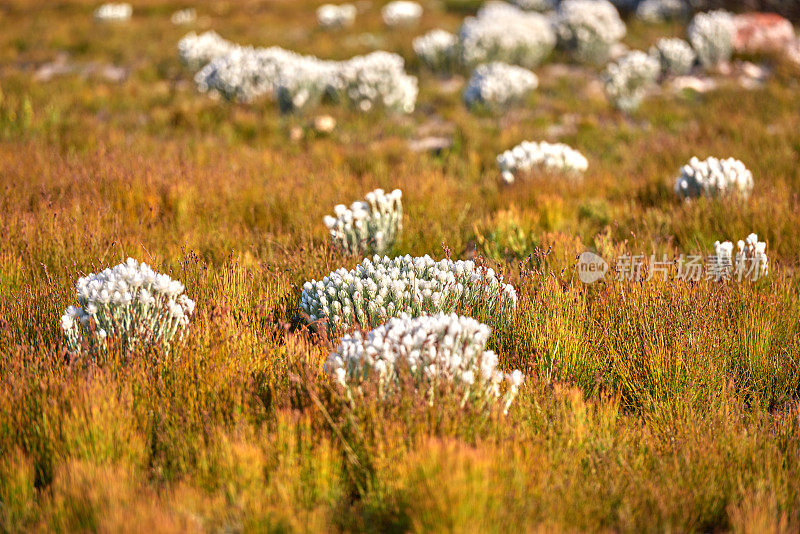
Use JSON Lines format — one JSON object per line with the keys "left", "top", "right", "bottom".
{"left": 1, "top": 0, "right": 800, "bottom": 531}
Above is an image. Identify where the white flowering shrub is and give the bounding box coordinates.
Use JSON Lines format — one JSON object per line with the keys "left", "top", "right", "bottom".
{"left": 327, "top": 313, "right": 524, "bottom": 411}
{"left": 187, "top": 37, "right": 417, "bottom": 114}
{"left": 688, "top": 10, "right": 735, "bottom": 68}
{"left": 300, "top": 255, "right": 519, "bottom": 336}
{"left": 94, "top": 3, "right": 132, "bottom": 22}
{"left": 463, "top": 62, "right": 538, "bottom": 110}
{"left": 382, "top": 1, "right": 423, "bottom": 28}
{"left": 649, "top": 38, "right": 696, "bottom": 76}
{"left": 555, "top": 0, "right": 627, "bottom": 64}
{"left": 510, "top": 0, "right": 557, "bottom": 11}
{"left": 497, "top": 140, "right": 588, "bottom": 184}
{"left": 324, "top": 189, "right": 403, "bottom": 256}
{"left": 635, "top": 0, "right": 688, "bottom": 23}
{"left": 194, "top": 46, "right": 341, "bottom": 109}
{"left": 317, "top": 3, "right": 357, "bottom": 30}
{"left": 275, "top": 57, "right": 342, "bottom": 113}
{"left": 178, "top": 31, "right": 237, "bottom": 71}
{"left": 61, "top": 258, "right": 195, "bottom": 355}
{"left": 458, "top": 3, "right": 556, "bottom": 69}
{"left": 337, "top": 51, "right": 418, "bottom": 113}
{"left": 711, "top": 233, "right": 769, "bottom": 281}
{"left": 413, "top": 29, "right": 459, "bottom": 73}
{"left": 171, "top": 8, "right": 197, "bottom": 25}
{"left": 195, "top": 46, "right": 297, "bottom": 102}
{"left": 603, "top": 50, "right": 660, "bottom": 111}
{"left": 674, "top": 156, "right": 754, "bottom": 199}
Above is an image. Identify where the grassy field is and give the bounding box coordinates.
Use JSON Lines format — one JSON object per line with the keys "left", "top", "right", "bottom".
{"left": 2, "top": 0, "right": 800, "bottom": 531}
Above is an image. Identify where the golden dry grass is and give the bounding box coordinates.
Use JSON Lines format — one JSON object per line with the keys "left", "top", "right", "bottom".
{"left": 1, "top": 1, "right": 800, "bottom": 532}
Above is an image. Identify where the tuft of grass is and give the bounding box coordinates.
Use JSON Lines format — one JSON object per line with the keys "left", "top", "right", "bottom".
{"left": 1, "top": 1, "right": 800, "bottom": 531}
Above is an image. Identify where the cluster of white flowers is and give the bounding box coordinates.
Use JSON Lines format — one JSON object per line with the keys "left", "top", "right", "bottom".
{"left": 317, "top": 3, "right": 357, "bottom": 30}
{"left": 327, "top": 313, "right": 524, "bottom": 411}
{"left": 497, "top": 140, "right": 588, "bottom": 184}
{"left": 555, "top": 0, "right": 627, "bottom": 64}
{"left": 635, "top": 0, "right": 688, "bottom": 23}
{"left": 94, "top": 3, "right": 132, "bottom": 22}
{"left": 61, "top": 258, "right": 195, "bottom": 355}
{"left": 510, "top": 0, "right": 556, "bottom": 11}
{"left": 688, "top": 10, "right": 735, "bottom": 68}
{"left": 194, "top": 46, "right": 322, "bottom": 103}
{"left": 300, "top": 255, "right": 519, "bottom": 335}
{"left": 463, "top": 62, "right": 538, "bottom": 110}
{"left": 458, "top": 3, "right": 556, "bottom": 69}
{"left": 274, "top": 57, "right": 344, "bottom": 113}
{"left": 171, "top": 8, "right": 197, "bottom": 25}
{"left": 178, "top": 31, "right": 237, "bottom": 71}
{"left": 324, "top": 189, "right": 403, "bottom": 256}
{"left": 603, "top": 50, "right": 660, "bottom": 111}
{"left": 674, "top": 156, "right": 754, "bottom": 199}
{"left": 337, "top": 51, "right": 418, "bottom": 113}
{"left": 381, "top": 1, "right": 423, "bottom": 28}
{"left": 413, "top": 29, "right": 459, "bottom": 73}
{"left": 711, "top": 233, "right": 769, "bottom": 281}
{"left": 649, "top": 38, "right": 696, "bottom": 76}
{"left": 191, "top": 42, "right": 417, "bottom": 113}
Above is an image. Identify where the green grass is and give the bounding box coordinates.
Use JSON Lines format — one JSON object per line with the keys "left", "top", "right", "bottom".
{"left": 1, "top": 0, "right": 800, "bottom": 531}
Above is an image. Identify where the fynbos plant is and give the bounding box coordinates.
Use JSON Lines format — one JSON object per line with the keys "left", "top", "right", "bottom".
{"left": 324, "top": 188, "right": 403, "bottom": 256}
{"left": 317, "top": 3, "right": 357, "bottom": 30}
{"left": 555, "top": 0, "right": 627, "bottom": 64}
{"left": 711, "top": 233, "right": 769, "bottom": 281}
{"left": 171, "top": 8, "right": 196, "bottom": 25}
{"left": 190, "top": 42, "right": 416, "bottom": 114}
{"left": 688, "top": 10, "right": 735, "bottom": 68}
{"left": 94, "top": 3, "right": 132, "bottom": 22}
{"left": 61, "top": 258, "right": 195, "bottom": 355}
{"left": 649, "top": 38, "right": 696, "bottom": 76}
{"left": 636, "top": 0, "right": 688, "bottom": 23}
{"left": 300, "top": 255, "right": 518, "bottom": 336}
{"left": 463, "top": 62, "right": 538, "bottom": 111}
{"left": 458, "top": 3, "right": 556, "bottom": 69}
{"left": 327, "top": 313, "right": 524, "bottom": 412}
{"left": 603, "top": 50, "right": 660, "bottom": 112}
{"left": 381, "top": 1, "right": 423, "bottom": 28}
{"left": 178, "top": 31, "right": 237, "bottom": 71}
{"left": 674, "top": 156, "right": 754, "bottom": 199}
{"left": 497, "top": 140, "right": 589, "bottom": 184}
{"left": 337, "top": 51, "right": 419, "bottom": 113}
{"left": 413, "top": 29, "right": 459, "bottom": 74}
{"left": 510, "top": 0, "right": 556, "bottom": 12}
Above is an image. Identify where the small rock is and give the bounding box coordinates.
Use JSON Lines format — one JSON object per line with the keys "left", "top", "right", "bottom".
{"left": 732, "top": 13, "right": 795, "bottom": 53}
{"left": 715, "top": 61, "right": 733, "bottom": 76}
{"left": 408, "top": 136, "right": 452, "bottom": 153}
{"left": 289, "top": 126, "right": 304, "bottom": 142}
{"left": 546, "top": 113, "right": 580, "bottom": 139}
{"left": 34, "top": 53, "right": 72, "bottom": 82}
{"left": 96, "top": 64, "right": 128, "bottom": 83}
{"left": 669, "top": 75, "right": 717, "bottom": 93}
{"left": 738, "top": 61, "right": 768, "bottom": 81}
{"left": 313, "top": 115, "right": 336, "bottom": 133}
{"left": 541, "top": 63, "right": 586, "bottom": 79}
{"left": 416, "top": 117, "right": 455, "bottom": 137}
{"left": 436, "top": 76, "right": 464, "bottom": 94}
{"left": 608, "top": 42, "right": 630, "bottom": 61}
{"left": 787, "top": 39, "right": 800, "bottom": 66}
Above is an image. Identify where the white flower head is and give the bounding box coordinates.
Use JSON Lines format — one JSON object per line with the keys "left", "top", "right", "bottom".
{"left": 61, "top": 259, "right": 195, "bottom": 355}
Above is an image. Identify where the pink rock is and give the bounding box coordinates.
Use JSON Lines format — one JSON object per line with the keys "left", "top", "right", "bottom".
{"left": 732, "top": 13, "right": 795, "bottom": 53}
